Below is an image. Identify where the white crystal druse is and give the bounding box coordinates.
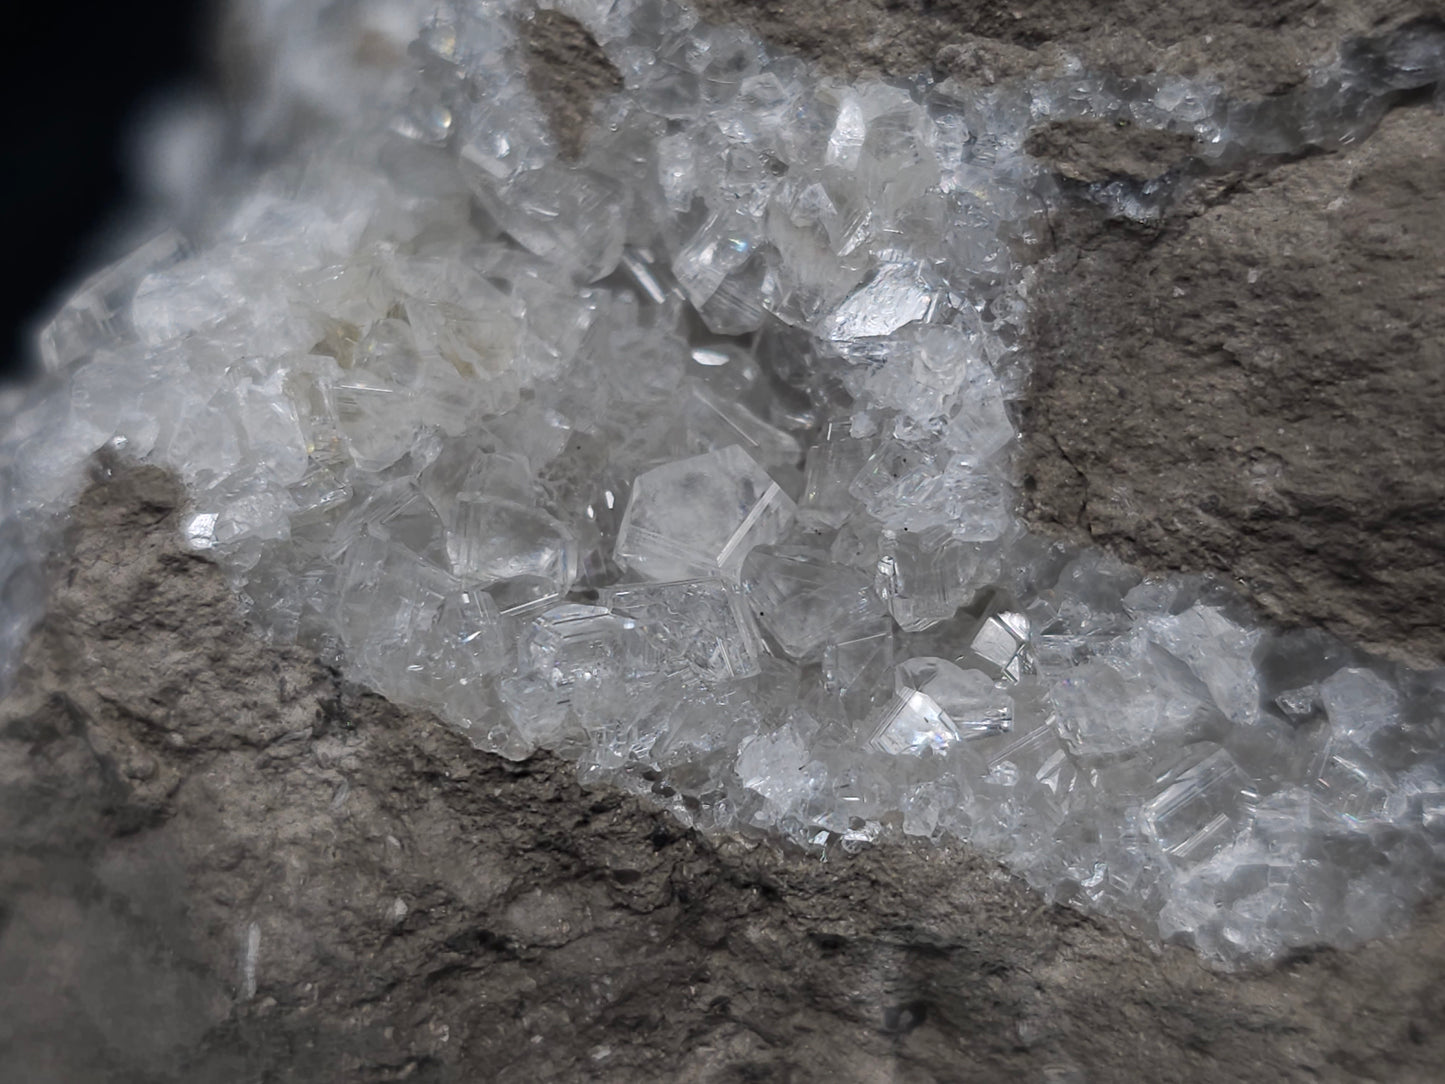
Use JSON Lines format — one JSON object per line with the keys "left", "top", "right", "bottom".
{"left": 5, "top": 0, "right": 1445, "bottom": 966}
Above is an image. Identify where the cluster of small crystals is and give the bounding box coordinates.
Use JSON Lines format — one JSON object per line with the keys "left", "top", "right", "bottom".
{"left": 4, "top": 0, "right": 1445, "bottom": 964}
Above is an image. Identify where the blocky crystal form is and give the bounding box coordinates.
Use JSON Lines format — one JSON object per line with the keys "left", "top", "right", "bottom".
{"left": 182, "top": 512, "right": 220, "bottom": 550}
{"left": 819, "top": 262, "right": 939, "bottom": 341}
{"left": 798, "top": 426, "right": 873, "bottom": 530}
{"left": 1145, "top": 604, "right": 1263, "bottom": 726}
{"left": 336, "top": 536, "right": 506, "bottom": 704}
{"left": 614, "top": 446, "right": 795, "bottom": 583}
{"left": 1311, "top": 741, "right": 1391, "bottom": 825}
{"left": 822, "top": 623, "right": 896, "bottom": 721}
{"left": 869, "top": 657, "right": 1012, "bottom": 755}
{"left": 519, "top": 603, "right": 660, "bottom": 689}
{"left": 1048, "top": 638, "right": 1216, "bottom": 757}
{"left": 682, "top": 380, "right": 802, "bottom": 469}
{"left": 961, "top": 611, "right": 1031, "bottom": 683}
{"left": 445, "top": 498, "right": 578, "bottom": 593}
{"left": 466, "top": 163, "right": 626, "bottom": 283}
{"left": 1144, "top": 746, "right": 1259, "bottom": 865}
{"left": 696, "top": 255, "right": 770, "bottom": 336}
{"left": 387, "top": 584, "right": 509, "bottom": 710}
{"left": 941, "top": 379, "right": 1015, "bottom": 467}
{"left": 849, "top": 439, "right": 943, "bottom": 519}
{"left": 736, "top": 725, "right": 816, "bottom": 815}
{"left": 186, "top": 468, "right": 298, "bottom": 550}
{"left": 402, "top": 295, "right": 520, "bottom": 385}
{"left": 873, "top": 529, "right": 982, "bottom": 632}
{"left": 985, "top": 722, "right": 1092, "bottom": 822}
{"left": 649, "top": 679, "right": 766, "bottom": 770}
{"left": 500, "top": 602, "right": 662, "bottom": 742}
{"left": 1275, "top": 684, "right": 1323, "bottom": 722}
{"left": 672, "top": 212, "right": 759, "bottom": 312}
{"left": 420, "top": 446, "right": 533, "bottom": 520}
{"left": 850, "top": 440, "right": 1009, "bottom": 536}
{"left": 327, "top": 480, "right": 449, "bottom": 569}
{"left": 328, "top": 375, "right": 420, "bottom": 473}
{"left": 1321, "top": 667, "right": 1402, "bottom": 747}
{"left": 235, "top": 373, "right": 310, "bottom": 484}
{"left": 742, "top": 546, "right": 882, "bottom": 660}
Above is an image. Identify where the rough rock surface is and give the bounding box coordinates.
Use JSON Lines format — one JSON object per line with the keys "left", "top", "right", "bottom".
{"left": 1022, "top": 103, "right": 1445, "bottom": 668}
{"left": 1022, "top": 119, "right": 1201, "bottom": 185}
{"left": 4, "top": 463, "right": 1445, "bottom": 1082}
{"left": 521, "top": 9, "right": 622, "bottom": 160}
{"left": 694, "top": 0, "right": 1433, "bottom": 94}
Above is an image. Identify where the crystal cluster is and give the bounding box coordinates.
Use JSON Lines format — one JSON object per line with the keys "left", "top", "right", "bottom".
{"left": 3, "top": 0, "right": 1444, "bottom": 964}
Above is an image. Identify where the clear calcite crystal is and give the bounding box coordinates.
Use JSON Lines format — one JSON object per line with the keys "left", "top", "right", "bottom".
{"left": 963, "top": 611, "right": 1031, "bottom": 683}
{"left": 870, "top": 657, "right": 1013, "bottom": 755}
{"left": 4, "top": 0, "right": 1445, "bottom": 966}
{"left": 822, "top": 624, "right": 896, "bottom": 719}
{"left": 743, "top": 546, "right": 882, "bottom": 659}
{"left": 501, "top": 602, "right": 659, "bottom": 743}
{"left": 445, "top": 498, "right": 578, "bottom": 591}
{"left": 1144, "top": 746, "right": 1259, "bottom": 864}
{"left": 614, "top": 446, "right": 795, "bottom": 583}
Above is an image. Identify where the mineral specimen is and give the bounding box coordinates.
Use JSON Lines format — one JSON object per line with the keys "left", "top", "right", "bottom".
{"left": 3, "top": 0, "right": 1444, "bottom": 965}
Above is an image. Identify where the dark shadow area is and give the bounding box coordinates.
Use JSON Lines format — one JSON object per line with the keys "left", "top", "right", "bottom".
{"left": 0, "top": 1, "right": 214, "bottom": 381}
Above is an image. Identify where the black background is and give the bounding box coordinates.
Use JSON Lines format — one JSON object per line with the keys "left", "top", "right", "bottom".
{"left": 1, "top": 1, "right": 214, "bottom": 382}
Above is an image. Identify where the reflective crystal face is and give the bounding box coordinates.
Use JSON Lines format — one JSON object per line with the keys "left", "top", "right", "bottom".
{"left": 520, "top": 603, "right": 658, "bottom": 689}
{"left": 4, "top": 0, "right": 1443, "bottom": 968}
{"left": 743, "top": 546, "right": 882, "bottom": 659}
{"left": 501, "top": 602, "right": 662, "bottom": 745}
{"left": 614, "top": 446, "right": 795, "bottom": 583}
{"left": 799, "top": 428, "right": 873, "bottom": 530}
{"left": 869, "top": 657, "right": 1013, "bottom": 755}
{"left": 445, "top": 499, "right": 578, "bottom": 592}
{"left": 963, "top": 611, "right": 1031, "bottom": 683}
{"left": 822, "top": 624, "right": 896, "bottom": 720}
{"left": 466, "top": 164, "right": 627, "bottom": 284}
{"left": 1144, "top": 746, "right": 1258, "bottom": 864}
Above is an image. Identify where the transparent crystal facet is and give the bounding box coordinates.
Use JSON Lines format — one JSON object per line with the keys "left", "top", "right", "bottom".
{"left": 1144, "top": 747, "right": 1259, "bottom": 865}
{"left": 614, "top": 446, "right": 796, "bottom": 583}
{"left": 743, "top": 546, "right": 882, "bottom": 660}
{"left": 869, "top": 657, "right": 1012, "bottom": 755}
